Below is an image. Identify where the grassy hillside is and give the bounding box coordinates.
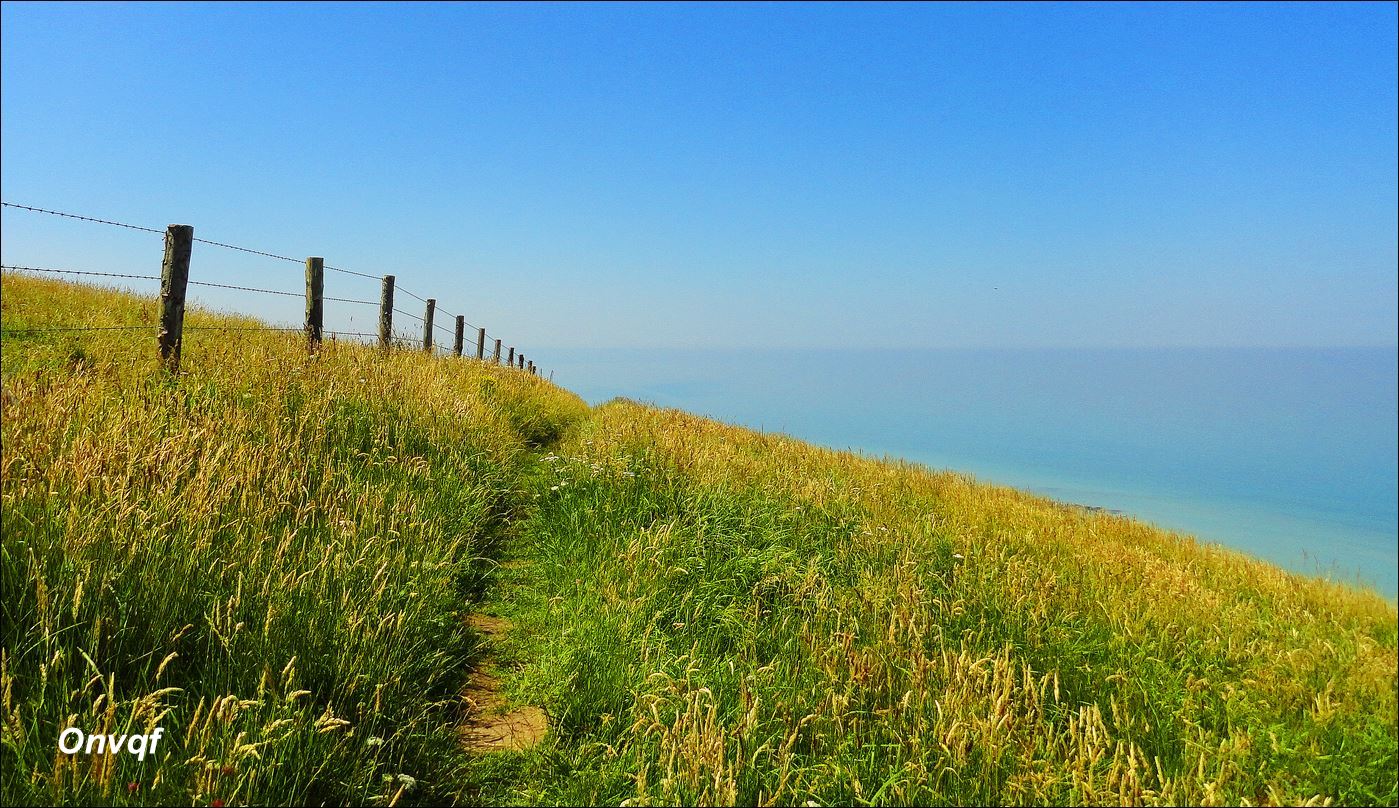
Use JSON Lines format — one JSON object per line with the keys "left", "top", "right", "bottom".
{"left": 3, "top": 273, "right": 1396, "bottom": 806}
{"left": 488, "top": 404, "right": 1396, "bottom": 806}
{"left": 1, "top": 274, "right": 588, "bottom": 805}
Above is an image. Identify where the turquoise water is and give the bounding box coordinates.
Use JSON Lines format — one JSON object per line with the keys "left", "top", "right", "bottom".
{"left": 541, "top": 347, "right": 1398, "bottom": 599}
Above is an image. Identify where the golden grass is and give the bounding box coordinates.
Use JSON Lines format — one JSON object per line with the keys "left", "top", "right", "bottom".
{"left": 1, "top": 272, "right": 586, "bottom": 805}
{"left": 4, "top": 272, "right": 1394, "bottom": 806}
{"left": 493, "top": 400, "right": 1396, "bottom": 805}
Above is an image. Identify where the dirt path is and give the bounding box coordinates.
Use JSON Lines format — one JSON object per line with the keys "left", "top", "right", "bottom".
{"left": 459, "top": 613, "right": 548, "bottom": 751}
{"left": 458, "top": 422, "right": 593, "bottom": 756}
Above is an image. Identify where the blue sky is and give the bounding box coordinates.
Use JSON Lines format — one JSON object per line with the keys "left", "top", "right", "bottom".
{"left": 2, "top": 1, "right": 1395, "bottom": 352}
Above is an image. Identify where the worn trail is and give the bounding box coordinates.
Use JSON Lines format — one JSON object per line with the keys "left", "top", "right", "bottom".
{"left": 459, "top": 613, "right": 547, "bottom": 752}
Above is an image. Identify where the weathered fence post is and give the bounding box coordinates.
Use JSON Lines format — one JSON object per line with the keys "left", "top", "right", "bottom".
{"left": 158, "top": 224, "right": 193, "bottom": 373}
{"left": 476, "top": 327, "right": 486, "bottom": 360}
{"left": 305, "top": 257, "right": 323, "bottom": 350}
{"left": 493, "top": 338, "right": 502, "bottom": 364}
{"left": 453, "top": 315, "right": 465, "bottom": 357}
{"left": 518, "top": 354, "right": 525, "bottom": 370}
{"left": 507, "top": 346, "right": 515, "bottom": 367}
{"left": 379, "top": 275, "right": 395, "bottom": 349}
{"left": 422, "top": 298, "right": 436, "bottom": 352}
{"left": 528, "top": 360, "right": 534, "bottom": 374}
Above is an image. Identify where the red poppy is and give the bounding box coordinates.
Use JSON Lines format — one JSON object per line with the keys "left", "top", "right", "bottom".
{"left": 211, "top": 800, "right": 225, "bottom": 808}
{"left": 127, "top": 782, "right": 139, "bottom": 793}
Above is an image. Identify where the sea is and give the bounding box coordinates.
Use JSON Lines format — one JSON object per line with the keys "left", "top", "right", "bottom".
{"left": 539, "top": 347, "right": 1398, "bottom": 600}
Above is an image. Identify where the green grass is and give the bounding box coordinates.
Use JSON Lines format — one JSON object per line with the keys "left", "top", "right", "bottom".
{"left": 471, "top": 411, "right": 1397, "bottom": 805}
{"left": 3, "top": 273, "right": 1395, "bottom": 806}
{"left": 1, "top": 274, "right": 587, "bottom": 805}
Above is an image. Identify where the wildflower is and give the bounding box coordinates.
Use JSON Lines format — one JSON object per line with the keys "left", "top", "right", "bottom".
{"left": 366, "top": 736, "right": 385, "bottom": 748}
{"left": 221, "top": 765, "right": 236, "bottom": 777}
{"left": 127, "top": 782, "right": 139, "bottom": 793}
{"left": 211, "top": 800, "right": 226, "bottom": 808}
{"left": 952, "top": 553, "right": 964, "bottom": 561}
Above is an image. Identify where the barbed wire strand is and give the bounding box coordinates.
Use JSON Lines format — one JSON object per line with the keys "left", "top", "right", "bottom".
{"left": 433, "top": 307, "right": 479, "bottom": 331}
{"left": 188, "top": 279, "right": 301, "bottom": 298}
{"left": 2, "top": 265, "right": 160, "bottom": 281}
{"left": 1, "top": 202, "right": 165, "bottom": 235}
{"left": 325, "top": 264, "right": 380, "bottom": 281}
{"left": 192, "top": 238, "right": 301, "bottom": 264}
{"left": 1, "top": 324, "right": 154, "bottom": 335}
{"left": 0, "top": 202, "right": 306, "bottom": 268}
{"left": 184, "top": 325, "right": 305, "bottom": 333}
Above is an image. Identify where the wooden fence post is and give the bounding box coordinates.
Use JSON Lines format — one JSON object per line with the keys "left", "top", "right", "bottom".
{"left": 158, "top": 224, "right": 193, "bottom": 373}
{"left": 305, "top": 257, "right": 323, "bottom": 350}
{"left": 528, "top": 360, "right": 534, "bottom": 374}
{"left": 422, "top": 298, "right": 436, "bottom": 352}
{"left": 493, "top": 338, "right": 502, "bottom": 364}
{"left": 453, "top": 315, "right": 465, "bottom": 357}
{"left": 518, "top": 354, "right": 525, "bottom": 370}
{"left": 476, "top": 327, "right": 486, "bottom": 360}
{"left": 507, "top": 347, "right": 514, "bottom": 367}
{"left": 379, "top": 275, "right": 395, "bottom": 349}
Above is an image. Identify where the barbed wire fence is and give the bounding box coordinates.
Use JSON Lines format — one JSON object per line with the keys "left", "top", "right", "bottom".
{"left": 0, "top": 202, "right": 542, "bottom": 378}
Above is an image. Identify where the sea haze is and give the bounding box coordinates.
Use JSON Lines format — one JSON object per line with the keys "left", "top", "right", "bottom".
{"left": 543, "top": 347, "right": 1399, "bottom": 599}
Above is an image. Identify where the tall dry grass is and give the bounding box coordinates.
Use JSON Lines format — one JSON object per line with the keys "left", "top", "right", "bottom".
{"left": 1, "top": 273, "right": 587, "bottom": 805}
{"left": 488, "top": 400, "right": 1396, "bottom": 806}
{"left": 4, "top": 272, "right": 1394, "bottom": 806}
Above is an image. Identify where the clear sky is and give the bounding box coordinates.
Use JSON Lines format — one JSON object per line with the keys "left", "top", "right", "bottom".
{"left": 2, "top": 1, "right": 1396, "bottom": 351}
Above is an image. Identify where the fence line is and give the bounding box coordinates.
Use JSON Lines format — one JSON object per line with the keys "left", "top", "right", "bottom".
{"left": 0, "top": 202, "right": 542, "bottom": 377}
